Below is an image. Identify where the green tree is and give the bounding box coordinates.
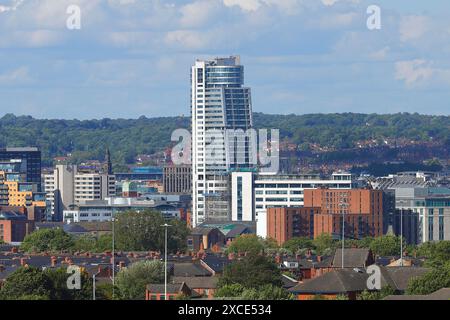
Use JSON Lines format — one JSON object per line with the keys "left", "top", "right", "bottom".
{"left": 0, "top": 266, "right": 53, "bottom": 299}
{"left": 218, "top": 254, "right": 282, "bottom": 289}
{"left": 227, "top": 234, "right": 265, "bottom": 255}
{"left": 369, "top": 235, "right": 403, "bottom": 257}
{"left": 73, "top": 234, "right": 113, "bottom": 253}
{"left": 357, "top": 286, "right": 395, "bottom": 300}
{"left": 45, "top": 267, "right": 93, "bottom": 300}
{"left": 417, "top": 241, "right": 450, "bottom": 267}
{"left": 214, "top": 283, "right": 245, "bottom": 298}
{"left": 283, "top": 237, "right": 315, "bottom": 254}
{"left": 406, "top": 264, "right": 450, "bottom": 295}
{"left": 115, "top": 210, "right": 188, "bottom": 252}
{"left": 241, "top": 284, "right": 295, "bottom": 300}
{"left": 115, "top": 260, "right": 164, "bottom": 300}
{"left": 313, "top": 233, "right": 335, "bottom": 255}
{"left": 21, "top": 229, "right": 75, "bottom": 253}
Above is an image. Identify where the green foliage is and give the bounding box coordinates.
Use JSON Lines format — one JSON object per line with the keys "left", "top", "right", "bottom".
{"left": 357, "top": 286, "right": 395, "bottom": 300}
{"left": 0, "top": 266, "right": 92, "bottom": 300}
{"left": 95, "top": 283, "right": 114, "bottom": 300}
{"left": 416, "top": 241, "right": 450, "bottom": 267}
{"left": 115, "top": 210, "right": 188, "bottom": 252}
{"left": 334, "top": 294, "right": 350, "bottom": 300}
{"left": 369, "top": 235, "right": 403, "bottom": 257}
{"left": 73, "top": 234, "right": 113, "bottom": 253}
{"left": 17, "top": 294, "right": 50, "bottom": 300}
{"left": 20, "top": 228, "right": 75, "bottom": 253}
{"left": 406, "top": 264, "right": 450, "bottom": 295}
{"left": 1, "top": 113, "right": 448, "bottom": 167}
{"left": 227, "top": 234, "right": 265, "bottom": 255}
{"left": 115, "top": 260, "right": 164, "bottom": 300}
{"left": 45, "top": 267, "right": 93, "bottom": 300}
{"left": 215, "top": 283, "right": 246, "bottom": 298}
{"left": 313, "top": 233, "right": 336, "bottom": 255}
{"left": 283, "top": 237, "right": 315, "bottom": 254}
{"left": 218, "top": 254, "right": 283, "bottom": 289}
{"left": 0, "top": 266, "right": 53, "bottom": 300}
{"left": 215, "top": 283, "right": 293, "bottom": 300}
{"left": 240, "top": 284, "right": 295, "bottom": 300}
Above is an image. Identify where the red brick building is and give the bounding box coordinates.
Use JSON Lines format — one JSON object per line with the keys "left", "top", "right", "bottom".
{"left": 304, "top": 188, "right": 383, "bottom": 240}
{"left": 0, "top": 211, "right": 35, "bottom": 243}
{"left": 267, "top": 207, "right": 321, "bottom": 245}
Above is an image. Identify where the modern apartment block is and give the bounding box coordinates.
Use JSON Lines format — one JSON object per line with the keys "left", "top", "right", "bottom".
{"left": 191, "top": 56, "right": 253, "bottom": 227}
{"left": 395, "top": 187, "right": 450, "bottom": 242}
{"left": 0, "top": 160, "right": 46, "bottom": 211}
{"left": 266, "top": 207, "right": 320, "bottom": 245}
{"left": 231, "top": 171, "right": 354, "bottom": 237}
{"left": 0, "top": 147, "right": 41, "bottom": 190}
{"left": 304, "top": 188, "right": 384, "bottom": 240}
{"left": 163, "top": 165, "right": 192, "bottom": 194}
{"left": 44, "top": 165, "right": 115, "bottom": 221}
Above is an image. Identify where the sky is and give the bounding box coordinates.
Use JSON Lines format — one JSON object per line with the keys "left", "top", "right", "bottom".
{"left": 0, "top": 0, "right": 449, "bottom": 119}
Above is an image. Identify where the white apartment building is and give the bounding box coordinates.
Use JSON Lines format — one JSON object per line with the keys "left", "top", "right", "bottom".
{"left": 191, "top": 56, "right": 253, "bottom": 227}
{"left": 231, "top": 171, "right": 354, "bottom": 237}
{"left": 44, "top": 165, "right": 115, "bottom": 221}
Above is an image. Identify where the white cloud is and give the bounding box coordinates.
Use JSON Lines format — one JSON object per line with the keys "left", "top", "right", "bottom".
{"left": 399, "top": 15, "right": 429, "bottom": 42}
{"left": 395, "top": 60, "right": 433, "bottom": 86}
{"left": 179, "top": 0, "right": 221, "bottom": 28}
{"left": 0, "top": 66, "right": 32, "bottom": 84}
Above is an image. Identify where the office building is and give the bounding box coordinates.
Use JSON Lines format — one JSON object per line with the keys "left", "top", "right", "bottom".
{"left": 0, "top": 147, "right": 41, "bottom": 190}
{"left": 395, "top": 187, "right": 450, "bottom": 242}
{"left": 163, "top": 165, "right": 192, "bottom": 194}
{"left": 63, "top": 195, "right": 190, "bottom": 223}
{"left": 232, "top": 171, "right": 354, "bottom": 237}
{"left": 191, "top": 56, "right": 253, "bottom": 227}
{"left": 44, "top": 165, "right": 115, "bottom": 221}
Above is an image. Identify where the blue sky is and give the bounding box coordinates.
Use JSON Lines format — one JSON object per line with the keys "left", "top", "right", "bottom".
{"left": 0, "top": 0, "right": 449, "bottom": 119}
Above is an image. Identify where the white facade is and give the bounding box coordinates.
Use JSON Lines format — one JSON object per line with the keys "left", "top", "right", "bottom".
{"left": 63, "top": 197, "right": 181, "bottom": 223}
{"left": 231, "top": 171, "right": 354, "bottom": 237}
{"left": 45, "top": 165, "right": 115, "bottom": 220}
{"left": 191, "top": 56, "right": 253, "bottom": 227}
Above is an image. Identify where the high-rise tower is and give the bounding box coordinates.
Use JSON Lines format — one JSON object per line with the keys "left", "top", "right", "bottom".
{"left": 191, "top": 56, "right": 253, "bottom": 227}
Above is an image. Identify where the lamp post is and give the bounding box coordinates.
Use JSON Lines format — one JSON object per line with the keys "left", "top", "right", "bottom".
{"left": 397, "top": 200, "right": 406, "bottom": 267}
{"left": 339, "top": 193, "right": 349, "bottom": 269}
{"left": 161, "top": 223, "right": 171, "bottom": 300}
{"left": 112, "top": 214, "right": 116, "bottom": 298}
{"left": 93, "top": 271, "right": 100, "bottom": 300}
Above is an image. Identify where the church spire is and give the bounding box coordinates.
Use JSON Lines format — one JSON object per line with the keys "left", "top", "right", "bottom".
{"left": 105, "top": 148, "right": 112, "bottom": 174}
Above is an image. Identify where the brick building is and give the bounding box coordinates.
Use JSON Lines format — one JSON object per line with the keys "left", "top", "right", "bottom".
{"left": 304, "top": 188, "right": 383, "bottom": 240}
{"left": 266, "top": 207, "right": 320, "bottom": 245}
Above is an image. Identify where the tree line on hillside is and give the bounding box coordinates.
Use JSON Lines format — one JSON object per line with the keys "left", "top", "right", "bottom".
{"left": 0, "top": 113, "right": 448, "bottom": 167}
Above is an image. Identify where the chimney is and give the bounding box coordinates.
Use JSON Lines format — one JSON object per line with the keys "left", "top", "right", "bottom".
{"left": 20, "top": 258, "right": 27, "bottom": 266}
{"left": 11, "top": 247, "right": 18, "bottom": 253}
{"left": 51, "top": 256, "right": 57, "bottom": 267}
{"left": 317, "top": 255, "right": 322, "bottom": 262}
{"left": 119, "top": 261, "right": 125, "bottom": 269}
{"left": 275, "top": 255, "right": 281, "bottom": 264}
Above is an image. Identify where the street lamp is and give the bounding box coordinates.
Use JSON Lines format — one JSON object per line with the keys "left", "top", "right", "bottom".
{"left": 161, "top": 223, "right": 172, "bottom": 300}
{"left": 111, "top": 214, "right": 116, "bottom": 298}
{"left": 397, "top": 200, "right": 406, "bottom": 267}
{"left": 93, "top": 271, "right": 100, "bottom": 300}
{"left": 339, "top": 193, "right": 349, "bottom": 269}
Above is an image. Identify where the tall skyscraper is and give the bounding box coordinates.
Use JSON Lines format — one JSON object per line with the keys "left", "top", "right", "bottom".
{"left": 191, "top": 56, "right": 253, "bottom": 227}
